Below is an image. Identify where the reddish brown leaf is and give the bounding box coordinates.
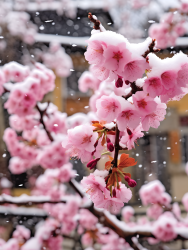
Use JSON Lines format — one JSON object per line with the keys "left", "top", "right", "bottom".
{"left": 118, "top": 153, "right": 137, "bottom": 170}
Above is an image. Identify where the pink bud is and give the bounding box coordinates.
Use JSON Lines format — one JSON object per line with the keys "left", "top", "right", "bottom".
{"left": 115, "top": 77, "right": 123, "bottom": 88}
{"left": 86, "top": 158, "right": 100, "bottom": 170}
{"left": 128, "top": 179, "right": 137, "bottom": 187}
{"left": 125, "top": 80, "right": 130, "bottom": 85}
{"left": 106, "top": 137, "right": 114, "bottom": 152}
{"left": 112, "top": 188, "right": 116, "bottom": 197}
{"left": 127, "top": 128, "right": 133, "bottom": 136}
{"left": 124, "top": 176, "right": 130, "bottom": 182}
{"left": 107, "top": 142, "right": 114, "bottom": 152}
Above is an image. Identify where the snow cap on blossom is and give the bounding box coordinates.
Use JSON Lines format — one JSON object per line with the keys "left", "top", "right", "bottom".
{"left": 139, "top": 180, "right": 167, "bottom": 205}
{"left": 65, "top": 124, "right": 98, "bottom": 162}
{"left": 152, "top": 212, "right": 177, "bottom": 242}
{"left": 3, "top": 61, "right": 30, "bottom": 82}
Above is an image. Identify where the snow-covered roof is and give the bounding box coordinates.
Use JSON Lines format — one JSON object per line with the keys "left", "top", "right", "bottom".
{"left": 35, "top": 33, "right": 188, "bottom": 48}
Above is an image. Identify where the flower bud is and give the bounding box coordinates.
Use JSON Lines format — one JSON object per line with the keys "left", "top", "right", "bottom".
{"left": 115, "top": 77, "right": 123, "bottom": 88}
{"left": 86, "top": 158, "right": 100, "bottom": 170}
{"left": 124, "top": 176, "right": 130, "bottom": 182}
{"left": 128, "top": 179, "right": 137, "bottom": 187}
{"left": 106, "top": 137, "right": 114, "bottom": 152}
{"left": 112, "top": 188, "right": 116, "bottom": 197}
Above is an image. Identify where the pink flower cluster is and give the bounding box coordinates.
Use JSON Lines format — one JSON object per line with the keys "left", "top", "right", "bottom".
{"left": 38, "top": 140, "right": 68, "bottom": 169}
{"left": 81, "top": 170, "right": 132, "bottom": 214}
{"left": 139, "top": 180, "right": 171, "bottom": 206}
{"left": 149, "top": 12, "right": 186, "bottom": 49}
{"left": 3, "top": 62, "right": 55, "bottom": 116}
{"left": 78, "top": 65, "right": 101, "bottom": 93}
{"left": 3, "top": 128, "right": 38, "bottom": 174}
{"left": 144, "top": 53, "right": 188, "bottom": 103}
{"left": 85, "top": 31, "right": 150, "bottom": 83}
{"left": 43, "top": 200, "right": 79, "bottom": 235}
{"left": 33, "top": 164, "right": 76, "bottom": 199}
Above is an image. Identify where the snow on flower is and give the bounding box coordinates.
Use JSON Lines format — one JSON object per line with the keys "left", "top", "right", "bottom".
{"left": 65, "top": 124, "right": 98, "bottom": 162}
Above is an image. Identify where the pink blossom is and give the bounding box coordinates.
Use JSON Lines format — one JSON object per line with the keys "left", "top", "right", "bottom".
{"left": 160, "top": 192, "right": 172, "bottom": 207}
{"left": 1, "top": 239, "right": 19, "bottom": 250}
{"left": 119, "top": 124, "right": 144, "bottom": 150}
{"left": 9, "top": 114, "right": 39, "bottom": 132}
{"left": 161, "top": 70, "right": 177, "bottom": 90}
{"left": 153, "top": 213, "right": 177, "bottom": 242}
{"left": 61, "top": 217, "right": 77, "bottom": 235}
{"left": 103, "top": 43, "right": 131, "bottom": 72}
{"left": 141, "top": 97, "right": 167, "bottom": 131}
{"left": 117, "top": 100, "right": 140, "bottom": 131}
{"left": 58, "top": 163, "right": 76, "bottom": 182}
{"left": 139, "top": 180, "right": 166, "bottom": 205}
{"left": 8, "top": 157, "right": 32, "bottom": 174}
{"left": 177, "top": 63, "right": 188, "bottom": 87}
{"left": 133, "top": 91, "right": 157, "bottom": 115}
{"left": 122, "top": 59, "right": 148, "bottom": 82}
{"left": 81, "top": 232, "right": 93, "bottom": 246}
{"left": 98, "top": 188, "right": 124, "bottom": 214}
{"left": 85, "top": 40, "right": 107, "bottom": 65}
{"left": 81, "top": 171, "right": 108, "bottom": 206}
{"left": 115, "top": 183, "right": 132, "bottom": 203}
{"left": 91, "top": 65, "right": 110, "bottom": 81}
{"left": 13, "top": 225, "right": 30, "bottom": 241}
{"left": 78, "top": 71, "right": 101, "bottom": 92}
{"left": 3, "top": 62, "right": 30, "bottom": 82}
{"left": 143, "top": 76, "right": 164, "bottom": 98}
{"left": 45, "top": 112, "right": 67, "bottom": 134}
{"left": 38, "top": 141, "right": 68, "bottom": 169}
{"left": 122, "top": 206, "right": 134, "bottom": 222}
{"left": 79, "top": 209, "right": 98, "bottom": 230}
{"left": 147, "top": 204, "right": 163, "bottom": 220}
{"left": 66, "top": 124, "right": 97, "bottom": 162}
{"left": 47, "top": 236, "right": 63, "bottom": 250}
{"left": 96, "top": 94, "right": 122, "bottom": 122}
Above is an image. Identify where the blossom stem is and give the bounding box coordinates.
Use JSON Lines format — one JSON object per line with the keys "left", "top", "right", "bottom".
{"left": 113, "top": 124, "right": 120, "bottom": 168}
